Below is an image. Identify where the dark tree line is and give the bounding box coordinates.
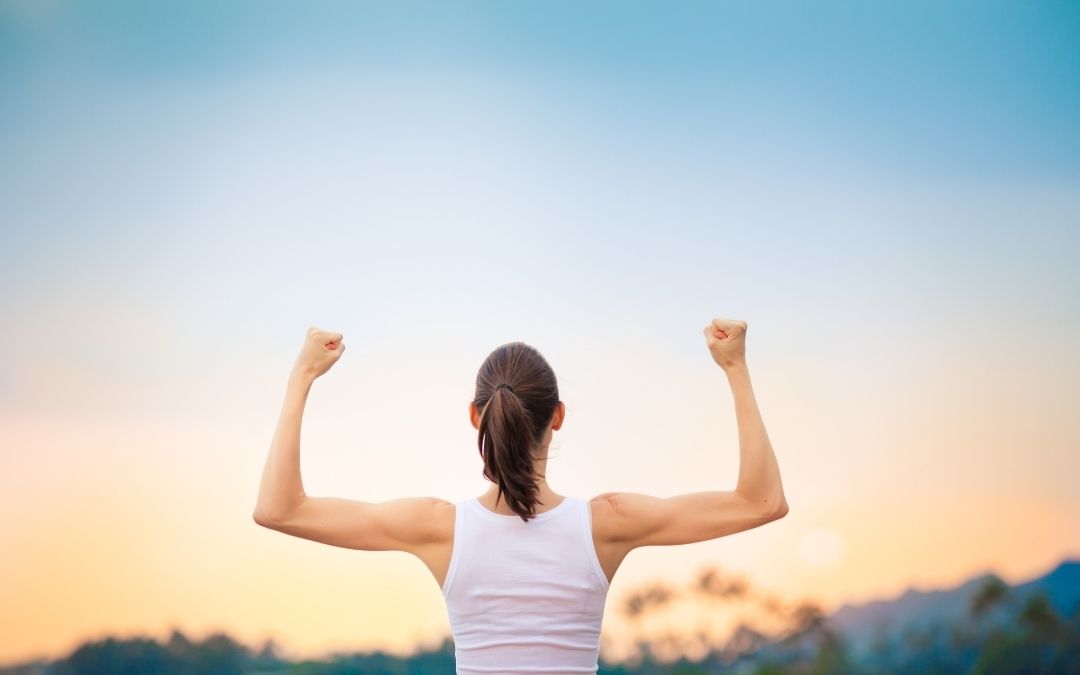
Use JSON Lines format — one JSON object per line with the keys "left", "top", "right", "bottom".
{"left": 614, "top": 567, "right": 1080, "bottom": 674}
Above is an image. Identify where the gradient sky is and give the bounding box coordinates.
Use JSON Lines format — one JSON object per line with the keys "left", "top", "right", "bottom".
{"left": 1, "top": 0, "right": 1079, "bottom": 667}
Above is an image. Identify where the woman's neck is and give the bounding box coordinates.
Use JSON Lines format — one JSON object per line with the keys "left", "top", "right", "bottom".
{"left": 482, "top": 484, "right": 563, "bottom": 513}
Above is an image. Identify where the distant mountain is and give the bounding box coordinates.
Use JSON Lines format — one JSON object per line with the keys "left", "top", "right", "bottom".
{"left": 1013, "top": 558, "right": 1080, "bottom": 617}
{"left": 828, "top": 558, "right": 1080, "bottom": 658}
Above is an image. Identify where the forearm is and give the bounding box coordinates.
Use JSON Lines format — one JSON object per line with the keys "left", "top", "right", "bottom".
{"left": 725, "top": 360, "right": 787, "bottom": 514}
{"left": 254, "top": 370, "right": 315, "bottom": 522}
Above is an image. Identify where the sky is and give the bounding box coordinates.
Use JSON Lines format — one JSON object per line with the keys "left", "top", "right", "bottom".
{"left": 1, "top": 0, "right": 1078, "bottom": 666}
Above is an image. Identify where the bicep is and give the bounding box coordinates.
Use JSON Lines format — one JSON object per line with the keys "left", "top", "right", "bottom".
{"left": 593, "top": 490, "right": 787, "bottom": 549}
{"left": 255, "top": 495, "right": 452, "bottom": 553}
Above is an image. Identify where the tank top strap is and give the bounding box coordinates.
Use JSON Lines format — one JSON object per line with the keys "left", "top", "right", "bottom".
{"left": 576, "top": 495, "right": 610, "bottom": 591}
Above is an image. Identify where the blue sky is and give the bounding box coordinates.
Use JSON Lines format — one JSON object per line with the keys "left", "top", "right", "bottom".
{"left": 1, "top": 0, "right": 1077, "bottom": 476}
{"left": 4, "top": 2, "right": 1079, "bottom": 171}
{"left": 2, "top": 1, "right": 1078, "bottom": 382}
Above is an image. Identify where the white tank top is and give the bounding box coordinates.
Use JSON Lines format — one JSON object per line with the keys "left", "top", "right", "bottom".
{"left": 441, "top": 495, "right": 610, "bottom": 674}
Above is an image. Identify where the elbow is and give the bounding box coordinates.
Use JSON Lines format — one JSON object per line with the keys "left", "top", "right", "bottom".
{"left": 254, "top": 496, "right": 304, "bottom": 528}
{"left": 252, "top": 510, "right": 274, "bottom": 528}
{"left": 253, "top": 507, "right": 286, "bottom": 529}
{"left": 769, "top": 495, "right": 789, "bottom": 520}
{"left": 773, "top": 500, "right": 789, "bottom": 519}
{"left": 739, "top": 488, "right": 789, "bottom": 521}
{"left": 752, "top": 492, "right": 788, "bottom": 522}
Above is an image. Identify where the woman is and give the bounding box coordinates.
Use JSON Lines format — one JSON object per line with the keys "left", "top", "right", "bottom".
{"left": 254, "top": 318, "right": 788, "bottom": 674}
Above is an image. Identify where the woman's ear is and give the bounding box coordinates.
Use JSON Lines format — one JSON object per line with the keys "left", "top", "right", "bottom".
{"left": 552, "top": 401, "right": 565, "bottom": 431}
{"left": 468, "top": 401, "right": 480, "bottom": 430}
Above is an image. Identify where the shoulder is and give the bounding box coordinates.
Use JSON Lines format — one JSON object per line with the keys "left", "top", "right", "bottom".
{"left": 588, "top": 491, "right": 650, "bottom": 516}
{"left": 367, "top": 496, "right": 457, "bottom": 548}
{"left": 425, "top": 497, "right": 457, "bottom": 543}
{"left": 586, "top": 491, "right": 690, "bottom": 545}
{"left": 587, "top": 492, "right": 634, "bottom": 543}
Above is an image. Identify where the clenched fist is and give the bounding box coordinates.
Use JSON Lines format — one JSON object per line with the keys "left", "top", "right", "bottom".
{"left": 704, "top": 317, "right": 747, "bottom": 369}
{"left": 293, "top": 326, "right": 345, "bottom": 380}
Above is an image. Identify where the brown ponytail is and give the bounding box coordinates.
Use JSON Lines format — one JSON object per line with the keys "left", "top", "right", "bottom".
{"left": 473, "top": 342, "right": 561, "bottom": 522}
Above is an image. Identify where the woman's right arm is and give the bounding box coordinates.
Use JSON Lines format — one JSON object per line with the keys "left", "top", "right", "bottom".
{"left": 592, "top": 318, "right": 788, "bottom": 549}
{"left": 725, "top": 351, "right": 788, "bottom": 517}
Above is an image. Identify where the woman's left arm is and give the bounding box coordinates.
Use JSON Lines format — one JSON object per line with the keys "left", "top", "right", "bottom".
{"left": 252, "top": 365, "right": 318, "bottom": 524}
{"left": 252, "top": 328, "right": 450, "bottom": 553}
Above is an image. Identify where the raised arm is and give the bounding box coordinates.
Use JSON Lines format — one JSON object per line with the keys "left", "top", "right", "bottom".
{"left": 591, "top": 318, "right": 788, "bottom": 551}
{"left": 725, "top": 329, "right": 788, "bottom": 515}
{"left": 252, "top": 327, "right": 450, "bottom": 554}
{"left": 253, "top": 327, "right": 345, "bottom": 524}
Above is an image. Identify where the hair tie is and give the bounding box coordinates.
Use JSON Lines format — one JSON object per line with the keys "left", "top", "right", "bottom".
{"left": 495, "top": 383, "right": 514, "bottom": 393}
